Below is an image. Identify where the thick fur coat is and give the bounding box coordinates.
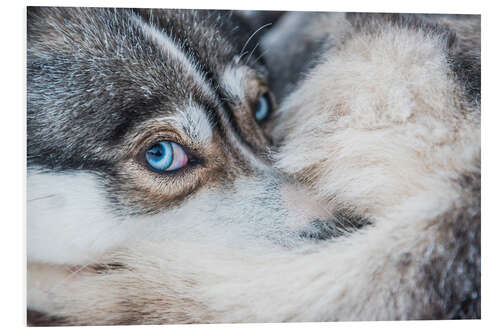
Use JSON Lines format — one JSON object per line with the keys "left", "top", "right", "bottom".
{"left": 27, "top": 9, "right": 480, "bottom": 324}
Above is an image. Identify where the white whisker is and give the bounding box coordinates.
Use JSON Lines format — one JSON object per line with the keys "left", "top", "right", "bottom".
{"left": 239, "top": 23, "right": 272, "bottom": 58}
{"left": 245, "top": 42, "right": 260, "bottom": 66}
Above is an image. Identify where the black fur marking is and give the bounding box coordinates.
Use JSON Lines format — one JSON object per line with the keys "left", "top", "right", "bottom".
{"left": 221, "top": 97, "right": 263, "bottom": 155}
{"left": 299, "top": 210, "right": 372, "bottom": 241}
{"left": 27, "top": 309, "right": 68, "bottom": 326}
{"left": 89, "top": 262, "right": 129, "bottom": 274}
{"left": 448, "top": 46, "right": 481, "bottom": 107}
{"left": 416, "top": 171, "right": 480, "bottom": 319}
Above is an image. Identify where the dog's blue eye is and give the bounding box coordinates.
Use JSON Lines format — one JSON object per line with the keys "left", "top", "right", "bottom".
{"left": 255, "top": 94, "right": 271, "bottom": 122}
{"left": 145, "top": 141, "right": 188, "bottom": 172}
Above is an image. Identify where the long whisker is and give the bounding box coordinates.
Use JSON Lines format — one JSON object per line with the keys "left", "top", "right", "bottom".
{"left": 46, "top": 258, "right": 101, "bottom": 295}
{"left": 245, "top": 42, "right": 260, "bottom": 66}
{"left": 28, "top": 195, "right": 57, "bottom": 202}
{"left": 250, "top": 48, "right": 269, "bottom": 67}
{"left": 234, "top": 50, "right": 249, "bottom": 64}
{"left": 45, "top": 220, "right": 132, "bottom": 294}
{"left": 239, "top": 22, "right": 272, "bottom": 58}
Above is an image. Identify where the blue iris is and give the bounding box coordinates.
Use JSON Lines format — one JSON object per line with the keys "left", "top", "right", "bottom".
{"left": 255, "top": 94, "right": 270, "bottom": 122}
{"left": 146, "top": 141, "right": 173, "bottom": 171}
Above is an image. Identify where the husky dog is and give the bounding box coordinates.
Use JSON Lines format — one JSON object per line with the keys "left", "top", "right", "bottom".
{"left": 27, "top": 8, "right": 480, "bottom": 325}
{"left": 27, "top": 7, "right": 337, "bottom": 324}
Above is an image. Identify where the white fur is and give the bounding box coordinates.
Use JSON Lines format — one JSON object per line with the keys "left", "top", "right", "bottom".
{"left": 220, "top": 66, "right": 248, "bottom": 101}
{"left": 27, "top": 192, "right": 461, "bottom": 322}
{"left": 177, "top": 103, "right": 213, "bottom": 144}
{"left": 150, "top": 100, "right": 213, "bottom": 145}
{"left": 27, "top": 167, "right": 324, "bottom": 267}
{"left": 27, "top": 170, "right": 136, "bottom": 265}
{"left": 274, "top": 24, "right": 480, "bottom": 217}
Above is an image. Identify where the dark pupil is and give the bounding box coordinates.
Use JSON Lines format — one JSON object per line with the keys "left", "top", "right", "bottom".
{"left": 148, "top": 144, "right": 164, "bottom": 158}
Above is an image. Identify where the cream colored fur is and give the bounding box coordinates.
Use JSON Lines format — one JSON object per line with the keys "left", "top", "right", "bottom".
{"left": 27, "top": 13, "right": 480, "bottom": 323}
{"left": 273, "top": 18, "right": 480, "bottom": 218}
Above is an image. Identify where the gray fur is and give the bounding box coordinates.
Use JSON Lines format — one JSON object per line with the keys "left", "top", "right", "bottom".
{"left": 27, "top": 9, "right": 480, "bottom": 325}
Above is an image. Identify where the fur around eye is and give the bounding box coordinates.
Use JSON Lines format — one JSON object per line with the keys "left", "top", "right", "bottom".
{"left": 145, "top": 141, "right": 188, "bottom": 172}
{"left": 254, "top": 93, "right": 271, "bottom": 122}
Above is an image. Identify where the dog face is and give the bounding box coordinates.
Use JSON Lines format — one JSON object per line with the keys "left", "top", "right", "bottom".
{"left": 27, "top": 7, "right": 336, "bottom": 267}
